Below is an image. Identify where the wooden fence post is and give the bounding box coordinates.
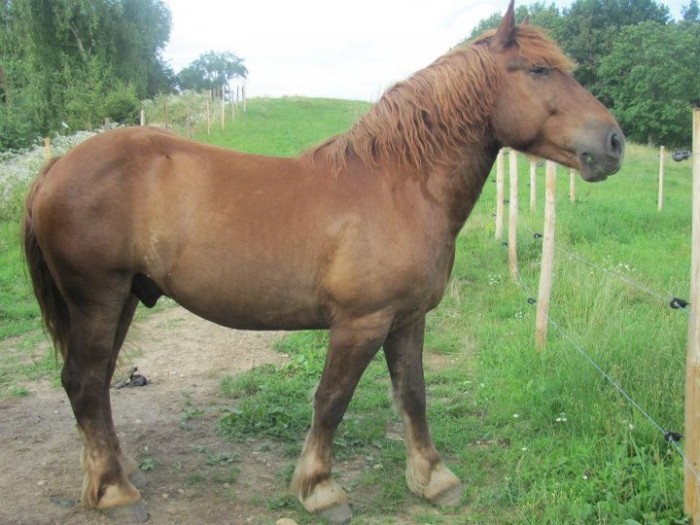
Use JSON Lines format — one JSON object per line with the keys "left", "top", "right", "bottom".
{"left": 658, "top": 146, "right": 665, "bottom": 211}
{"left": 495, "top": 149, "right": 505, "bottom": 240}
{"left": 140, "top": 109, "right": 145, "bottom": 127}
{"left": 530, "top": 158, "right": 537, "bottom": 212}
{"left": 242, "top": 85, "right": 247, "bottom": 112}
{"left": 569, "top": 169, "right": 576, "bottom": 202}
{"left": 509, "top": 150, "right": 519, "bottom": 280}
{"left": 43, "top": 137, "right": 51, "bottom": 161}
{"left": 163, "top": 97, "right": 169, "bottom": 129}
{"left": 220, "top": 96, "right": 225, "bottom": 131}
{"left": 535, "top": 161, "right": 557, "bottom": 349}
{"left": 685, "top": 107, "right": 700, "bottom": 523}
{"left": 206, "top": 99, "right": 211, "bottom": 136}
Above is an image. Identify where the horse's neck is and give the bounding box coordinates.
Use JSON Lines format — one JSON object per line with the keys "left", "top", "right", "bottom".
{"left": 428, "top": 140, "right": 500, "bottom": 238}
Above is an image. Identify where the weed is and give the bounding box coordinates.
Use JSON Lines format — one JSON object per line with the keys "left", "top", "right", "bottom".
{"left": 139, "top": 456, "right": 155, "bottom": 472}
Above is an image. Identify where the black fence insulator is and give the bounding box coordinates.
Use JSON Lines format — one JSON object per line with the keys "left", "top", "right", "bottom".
{"left": 501, "top": 241, "right": 508, "bottom": 247}
{"left": 527, "top": 297, "right": 536, "bottom": 305}
{"left": 665, "top": 431, "right": 683, "bottom": 443}
{"left": 533, "top": 233, "right": 543, "bottom": 239}
{"left": 672, "top": 150, "right": 692, "bottom": 162}
{"left": 670, "top": 297, "right": 689, "bottom": 310}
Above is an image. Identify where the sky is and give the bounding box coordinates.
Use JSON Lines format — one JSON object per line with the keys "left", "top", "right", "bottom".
{"left": 160, "top": 0, "right": 687, "bottom": 102}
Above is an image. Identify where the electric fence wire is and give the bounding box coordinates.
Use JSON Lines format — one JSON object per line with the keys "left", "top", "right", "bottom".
{"left": 506, "top": 237, "right": 700, "bottom": 481}
{"left": 518, "top": 218, "right": 690, "bottom": 315}
{"left": 510, "top": 262, "right": 700, "bottom": 483}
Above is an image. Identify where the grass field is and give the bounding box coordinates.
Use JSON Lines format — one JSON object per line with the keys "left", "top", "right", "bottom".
{"left": 0, "top": 97, "right": 693, "bottom": 523}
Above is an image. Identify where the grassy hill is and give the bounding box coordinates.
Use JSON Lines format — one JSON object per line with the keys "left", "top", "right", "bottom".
{"left": 0, "top": 97, "right": 691, "bottom": 523}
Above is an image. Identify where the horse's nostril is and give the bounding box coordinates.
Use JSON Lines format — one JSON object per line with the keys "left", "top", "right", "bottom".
{"left": 610, "top": 132, "right": 624, "bottom": 157}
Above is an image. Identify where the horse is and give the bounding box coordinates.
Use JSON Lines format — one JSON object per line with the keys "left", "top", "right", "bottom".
{"left": 22, "top": 2, "right": 624, "bottom": 523}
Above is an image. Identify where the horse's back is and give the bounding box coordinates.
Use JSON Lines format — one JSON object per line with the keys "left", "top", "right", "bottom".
{"left": 29, "top": 127, "right": 345, "bottom": 328}
{"left": 29, "top": 127, "right": 446, "bottom": 331}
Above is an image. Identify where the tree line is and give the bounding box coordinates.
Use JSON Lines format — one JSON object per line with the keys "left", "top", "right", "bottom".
{"left": 0, "top": 0, "right": 247, "bottom": 151}
{"left": 2, "top": 0, "right": 698, "bottom": 151}
{"left": 468, "top": 0, "right": 700, "bottom": 147}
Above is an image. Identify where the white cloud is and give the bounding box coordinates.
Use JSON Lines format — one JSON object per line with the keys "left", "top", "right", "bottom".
{"left": 161, "top": 0, "right": 687, "bottom": 102}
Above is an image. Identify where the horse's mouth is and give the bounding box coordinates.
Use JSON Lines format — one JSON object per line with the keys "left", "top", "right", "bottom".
{"left": 578, "top": 151, "right": 622, "bottom": 182}
{"left": 575, "top": 126, "right": 625, "bottom": 182}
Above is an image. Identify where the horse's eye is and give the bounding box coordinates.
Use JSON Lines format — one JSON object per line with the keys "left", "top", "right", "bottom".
{"left": 530, "top": 66, "right": 551, "bottom": 77}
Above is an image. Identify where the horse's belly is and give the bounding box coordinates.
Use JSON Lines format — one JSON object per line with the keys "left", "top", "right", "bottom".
{"left": 164, "top": 275, "right": 327, "bottom": 332}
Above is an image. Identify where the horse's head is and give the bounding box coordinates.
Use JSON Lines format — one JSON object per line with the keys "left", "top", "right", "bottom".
{"left": 486, "top": 1, "right": 624, "bottom": 181}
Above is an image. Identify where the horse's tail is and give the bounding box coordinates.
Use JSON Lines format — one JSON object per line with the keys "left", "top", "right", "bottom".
{"left": 22, "top": 158, "right": 70, "bottom": 361}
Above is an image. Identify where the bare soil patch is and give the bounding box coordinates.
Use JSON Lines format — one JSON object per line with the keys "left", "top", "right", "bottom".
{"left": 0, "top": 306, "right": 298, "bottom": 525}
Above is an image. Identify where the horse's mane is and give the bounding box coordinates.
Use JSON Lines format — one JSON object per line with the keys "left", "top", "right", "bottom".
{"left": 306, "top": 25, "right": 574, "bottom": 176}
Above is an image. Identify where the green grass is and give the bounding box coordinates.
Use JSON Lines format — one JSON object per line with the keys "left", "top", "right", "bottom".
{"left": 199, "top": 96, "right": 370, "bottom": 155}
{"left": 0, "top": 221, "right": 41, "bottom": 339}
{"left": 0, "top": 97, "right": 693, "bottom": 523}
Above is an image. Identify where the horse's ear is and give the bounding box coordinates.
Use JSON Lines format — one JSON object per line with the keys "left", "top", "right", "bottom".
{"left": 491, "top": 0, "right": 517, "bottom": 51}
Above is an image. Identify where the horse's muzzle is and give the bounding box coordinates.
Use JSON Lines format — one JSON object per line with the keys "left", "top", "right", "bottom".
{"left": 577, "top": 126, "right": 625, "bottom": 182}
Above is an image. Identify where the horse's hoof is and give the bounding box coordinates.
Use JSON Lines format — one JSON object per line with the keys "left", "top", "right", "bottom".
{"left": 103, "top": 500, "right": 150, "bottom": 523}
{"left": 432, "top": 483, "right": 462, "bottom": 507}
{"left": 319, "top": 503, "right": 352, "bottom": 524}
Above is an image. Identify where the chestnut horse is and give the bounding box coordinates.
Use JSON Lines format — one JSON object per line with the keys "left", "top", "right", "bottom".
{"left": 22, "top": 3, "right": 623, "bottom": 523}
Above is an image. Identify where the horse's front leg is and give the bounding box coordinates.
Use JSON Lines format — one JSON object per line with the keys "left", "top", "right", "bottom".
{"left": 384, "top": 316, "right": 462, "bottom": 505}
{"left": 291, "top": 314, "right": 390, "bottom": 524}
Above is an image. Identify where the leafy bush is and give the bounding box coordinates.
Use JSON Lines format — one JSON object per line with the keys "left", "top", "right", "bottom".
{"left": 102, "top": 83, "right": 140, "bottom": 125}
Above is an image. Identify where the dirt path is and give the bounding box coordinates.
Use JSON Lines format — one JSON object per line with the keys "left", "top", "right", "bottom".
{"left": 0, "top": 306, "right": 297, "bottom": 525}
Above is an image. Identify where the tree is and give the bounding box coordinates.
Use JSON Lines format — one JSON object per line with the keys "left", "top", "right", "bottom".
{"left": 682, "top": 0, "right": 700, "bottom": 21}
{"left": 177, "top": 51, "right": 248, "bottom": 93}
{"left": 560, "top": 0, "right": 670, "bottom": 100}
{"left": 0, "top": 0, "right": 173, "bottom": 149}
{"left": 598, "top": 20, "right": 700, "bottom": 146}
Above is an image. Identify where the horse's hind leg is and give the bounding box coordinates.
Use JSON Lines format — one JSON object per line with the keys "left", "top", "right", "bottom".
{"left": 105, "top": 295, "right": 144, "bottom": 486}
{"left": 383, "top": 316, "right": 462, "bottom": 506}
{"left": 62, "top": 285, "right": 142, "bottom": 513}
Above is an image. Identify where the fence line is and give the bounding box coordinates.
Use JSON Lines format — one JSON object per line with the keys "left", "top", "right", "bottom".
{"left": 508, "top": 150, "right": 519, "bottom": 280}
{"left": 535, "top": 161, "right": 556, "bottom": 349}
{"left": 659, "top": 145, "right": 666, "bottom": 211}
{"left": 529, "top": 158, "right": 537, "bottom": 212}
{"left": 510, "top": 243, "right": 700, "bottom": 486}
{"left": 685, "top": 107, "right": 700, "bottom": 520}
{"left": 518, "top": 219, "right": 689, "bottom": 315}
{"left": 496, "top": 108, "right": 699, "bottom": 520}
{"left": 495, "top": 149, "right": 505, "bottom": 240}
